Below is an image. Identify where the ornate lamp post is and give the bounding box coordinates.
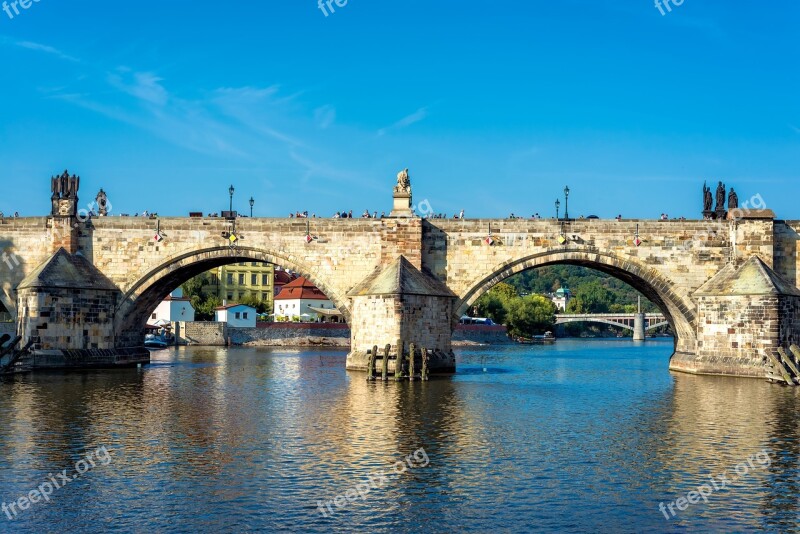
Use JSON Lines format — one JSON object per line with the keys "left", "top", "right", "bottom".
{"left": 555, "top": 198, "right": 560, "bottom": 220}
{"left": 229, "top": 185, "right": 235, "bottom": 213}
{"left": 564, "top": 185, "right": 570, "bottom": 220}
{"left": 249, "top": 196, "right": 254, "bottom": 217}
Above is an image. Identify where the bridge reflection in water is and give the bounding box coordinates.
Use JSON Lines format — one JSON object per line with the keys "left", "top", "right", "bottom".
{"left": 0, "top": 342, "right": 797, "bottom": 531}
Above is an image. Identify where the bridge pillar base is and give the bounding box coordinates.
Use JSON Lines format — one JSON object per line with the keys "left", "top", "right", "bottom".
{"left": 345, "top": 256, "right": 457, "bottom": 374}
{"left": 633, "top": 313, "right": 645, "bottom": 341}
{"left": 16, "top": 249, "right": 124, "bottom": 353}
{"left": 675, "top": 256, "right": 800, "bottom": 378}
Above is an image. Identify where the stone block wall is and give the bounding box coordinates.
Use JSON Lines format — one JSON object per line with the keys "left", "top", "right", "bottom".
{"left": 774, "top": 221, "right": 800, "bottom": 287}
{"left": 452, "top": 324, "right": 510, "bottom": 344}
{"left": 778, "top": 295, "right": 800, "bottom": 348}
{"left": 0, "top": 322, "right": 15, "bottom": 337}
{"left": 17, "top": 287, "right": 117, "bottom": 350}
{"left": 349, "top": 295, "right": 402, "bottom": 354}
{"left": 691, "top": 294, "right": 780, "bottom": 376}
{"left": 0, "top": 217, "right": 54, "bottom": 316}
{"left": 381, "top": 218, "right": 422, "bottom": 268}
{"left": 176, "top": 321, "right": 227, "bottom": 346}
{"left": 229, "top": 323, "right": 350, "bottom": 346}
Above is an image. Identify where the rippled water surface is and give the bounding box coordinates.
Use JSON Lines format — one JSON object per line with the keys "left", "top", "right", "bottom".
{"left": 1, "top": 339, "right": 799, "bottom": 532}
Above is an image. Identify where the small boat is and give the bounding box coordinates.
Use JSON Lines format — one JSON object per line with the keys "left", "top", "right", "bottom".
{"left": 144, "top": 333, "right": 169, "bottom": 349}
{"left": 516, "top": 332, "right": 556, "bottom": 344}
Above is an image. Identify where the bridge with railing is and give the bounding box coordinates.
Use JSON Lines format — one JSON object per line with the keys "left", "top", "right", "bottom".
{"left": 554, "top": 313, "right": 669, "bottom": 339}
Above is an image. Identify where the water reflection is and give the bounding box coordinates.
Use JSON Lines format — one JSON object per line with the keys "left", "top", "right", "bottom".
{"left": 0, "top": 340, "right": 798, "bottom": 532}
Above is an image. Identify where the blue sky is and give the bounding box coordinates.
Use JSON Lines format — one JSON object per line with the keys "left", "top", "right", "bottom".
{"left": 0, "top": 1, "right": 798, "bottom": 219}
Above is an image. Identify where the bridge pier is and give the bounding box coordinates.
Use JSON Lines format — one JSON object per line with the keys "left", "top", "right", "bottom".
{"left": 344, "top": 256, "right": 457, "bottom": 374}
{"left": 632, "top": 313, "right": 645, "bottom": 341}
{"left": 670, "top": 256, "right": 800, "bottom": 377}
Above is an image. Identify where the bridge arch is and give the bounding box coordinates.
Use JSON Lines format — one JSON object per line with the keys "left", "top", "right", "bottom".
{"left": 114, "top": 246, "right": 349, "bottom": 346}
{"left": 454, "top": 247, "right": 697, "bottom": 354}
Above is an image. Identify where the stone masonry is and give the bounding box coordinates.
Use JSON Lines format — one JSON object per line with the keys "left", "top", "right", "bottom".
{"left": 1, "top": 176, "right": 800, "bottom": 377}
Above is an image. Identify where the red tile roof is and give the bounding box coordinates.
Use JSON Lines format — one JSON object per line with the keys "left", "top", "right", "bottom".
{"left": 274, "top": 276, "right": 330, "bottom": 301}
{"left": 274, "top": 271, "right": 299, "bottom": 286}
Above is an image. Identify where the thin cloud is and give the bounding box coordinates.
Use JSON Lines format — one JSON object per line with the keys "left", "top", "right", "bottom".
{"left": 14, "top": 40, "right": 79, "bottom": 62}
{"left": 314, "top": 105, "right": 336, "bottom": 129}
{"left": 378, "top": 107, "right": 428, "bottom": 136}
{"left": 108, "top": 69, "right": 169, "bottom": 106}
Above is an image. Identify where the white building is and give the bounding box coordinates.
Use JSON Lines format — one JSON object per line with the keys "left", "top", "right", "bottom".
{"left": 551, "top": 287, "right": 572, "bottom": 311}
{"left": 273, "top": 276, "right": 340, "bottom": 322}
{"left": 150, "top": 288, "right": 195, "bottom": 324}
{"left": 215, "top": 303, "right": 257, "bottom": 328}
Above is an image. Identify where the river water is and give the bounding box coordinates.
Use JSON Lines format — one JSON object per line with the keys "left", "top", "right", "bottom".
{"left": 0, "top": 339, "right": 798, "bottom": 532}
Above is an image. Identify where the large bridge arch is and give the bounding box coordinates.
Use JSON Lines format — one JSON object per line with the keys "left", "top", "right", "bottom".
{"left": 453, "top": 247, "right": 698, "bottom": 354}
{"left": 114, "top": 246, "right": 350, "bottom": 347}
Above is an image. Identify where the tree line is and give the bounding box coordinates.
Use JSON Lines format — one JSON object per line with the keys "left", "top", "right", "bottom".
{"left": 472, "top": 265, "right": 664, "bottom": 337}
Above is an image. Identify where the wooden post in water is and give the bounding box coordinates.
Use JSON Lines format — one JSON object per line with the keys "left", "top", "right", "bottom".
{"left": 790, "top": 345, "right": 800, "bottom": 368}
{"left": 421, "top": 347, "right": 429, "bottom": 381}
{"left": 409, "top": 343, "right": 416, "bottom": 381}
{"left": 366, "top": 345, "right": 378, "bottom": 380}
{"left": 382, "top": 344, "right": 390, "bottom": 381}
{"left": 396, "top": 338, "right": 404, "bottom": 381}
{"left": 778, "top": 347, "right": 800, "bottom": 379}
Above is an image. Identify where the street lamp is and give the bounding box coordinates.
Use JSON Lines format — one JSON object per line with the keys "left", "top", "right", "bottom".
{"left": 249, "top": 197, "right": 254, "bottom": 218}
{"left": 555, "top": 199, "right": 560, "bottom": 220}
{"left": 564, "top": 185, "right": 570, "bottom": 220}
{"left": 229, "top": 185, "right": 235, "bottom": 213}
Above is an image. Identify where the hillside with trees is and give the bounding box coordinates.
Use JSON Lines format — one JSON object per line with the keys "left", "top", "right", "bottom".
{"left": 471, "top": 266, "right": 670, "bottom": 337}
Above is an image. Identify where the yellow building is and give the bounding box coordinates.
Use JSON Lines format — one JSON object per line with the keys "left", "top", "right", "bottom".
{"left": 203, "top": 262, "right": 275, "bottom": 309}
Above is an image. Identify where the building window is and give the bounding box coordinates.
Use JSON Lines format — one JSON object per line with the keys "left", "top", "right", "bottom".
{"left": 243, "top": 312, "right": 249, "bottom": 319}
{"left": 262, "top": 274, "right": 269, "bottom": 285}
{"left": 235, "top": 312, "right": 241, "bottom": 319}
{"left": 239, "top": 274, "right": 245, "bottom": 285}
{"left": 252, "top": 262, "right": 258, "bottom": 267}
{"left": 227, "top": 273, "right": 233, "bottom": 285}
{"left": 227, "top": 293, "right": 233, "bottom": 301}
{"left": 252, "top": 274, "right": 258, "bottom": 285}
{"left": 210, "top": 274, "right": 219, "bottom": 285}
{"left": 151, "top": 313, "right": 157, "bottom": 319}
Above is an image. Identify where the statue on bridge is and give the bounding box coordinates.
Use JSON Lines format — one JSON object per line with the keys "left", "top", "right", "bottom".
{"left": 715, "top": 181, "right": 726, "bottom": 211}
{"left": 702, "top": 182, "right": 713, "bottom": 212}
{"left": 394, "top": 168, "right": 411, "bottom": 195}
{"left": 728, "top": 188, "right": 738, "bottom": 210}
{"left": 50, "top": 170, "right": 80, "bottom": 216}
{"left": 96, "top": 188, "right": 109, "bottom": 216}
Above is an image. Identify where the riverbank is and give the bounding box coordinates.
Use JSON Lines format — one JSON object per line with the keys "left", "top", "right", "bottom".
{"left": 172, "top": 321, "right": 511, "bottom": 347}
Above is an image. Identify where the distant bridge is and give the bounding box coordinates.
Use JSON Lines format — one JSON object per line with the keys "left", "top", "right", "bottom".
{"left": 555, "top": 313, "right": 669, "bottom": 332}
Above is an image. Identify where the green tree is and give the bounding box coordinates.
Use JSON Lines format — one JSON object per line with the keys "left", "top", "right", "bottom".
{"left": 195, "top": 295, "right": 221, "bottom": 321}
{"left": 489, "top": 282, "right": 518, "bottom": 302}
{"left": 473, "top": 282, "right": 518, "bottom": 324}
{"left": 474, "top": 294, "right": 507, "bottom": 325}
{"left": 181, "top": 272, "right": 210, "bottom": 299}
{"left": 240, "top": 294, "right": 270, "bottom": 314}
{"left": 506, "top": 295, "right": 557, "bottom": 337}
{"left": 566, "top": 280, "right": 615, "bottom": 314}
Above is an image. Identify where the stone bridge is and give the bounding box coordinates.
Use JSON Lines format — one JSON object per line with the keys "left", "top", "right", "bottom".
{"left": 2, "top": 173, "right": 800, "bottom": 377}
